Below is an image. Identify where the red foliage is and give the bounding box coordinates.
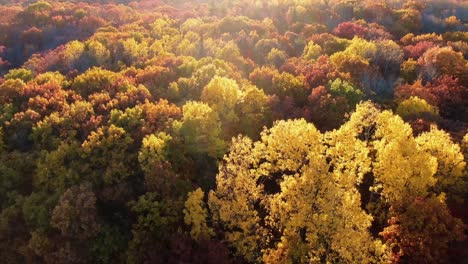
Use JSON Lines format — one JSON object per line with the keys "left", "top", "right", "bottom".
{"left": 20, "top": 82, "right": 75, "bottom": 117}
{"left": 249, "top": 67, "right": 278, "bottom": 94}
{"left": 395, "top": 75, "right": 468, "bottom": 121}
{"left": 403, "top": 41, "right": 437, "bottom": 59}
{"left": 426, "top": 75, "right": 468, "bottom": 121}
{"left": 333, "top": 21, "right": 369, "bottom": 39}
{"left": 408, "top": 118, "right": 436, "bottom": 135}
{"left": 381, "top": 197, "right": 466, "bottom": 264}
{"left": 395, "top": 80, "right": 438, "bottom": 105}
{"left": 304, "top": 55, "right": 340, "bottom": 89}
{"left": 303, "top": 85, "right": 350, "bottom": 131}
{"left": 141, "top": 99, "right": 182, "bottom": 135}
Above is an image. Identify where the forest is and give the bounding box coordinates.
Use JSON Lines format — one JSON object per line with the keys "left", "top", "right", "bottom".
{"left": 0, "top": 0, "right": 467, "bottom": 263}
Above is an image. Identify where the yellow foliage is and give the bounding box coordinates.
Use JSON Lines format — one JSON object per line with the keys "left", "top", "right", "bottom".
{"left": 208, "top": 136, "right": 264, "bottom": 262}
{"left": 184, "top": 188, "right": 214, "bottom": 241}
{"left": 416, "top": 127, "right": 467, "bottom": 201}
{"left": 209, "top": 118, "right": 386, "bottom": 263}
{"left": 373, "top": 110, "right": 437, "bottom": 203}
{"left": 138, "top": 132, "right": 172, "bottom": 174}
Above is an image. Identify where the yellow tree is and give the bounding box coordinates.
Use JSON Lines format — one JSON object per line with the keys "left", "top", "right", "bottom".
{"left": 208, "top": 119, "right": 386, "bottom": 263}
{"left": 334, "top": 102, "right": 464, "bottom": 262}
{"left": 206, "top": 102, "right": 465, "bottom": 263}
{"left": 183, "top": 188, "right": 214, "bottom": 241}
{"left": 200, "top": 76, "right": 240, "bottom": 131}
{"left": 415, "top": 128, "right": 466, "bottom": 202}
{"left": 208, "top": 136, "right": 264, "bottom": 262}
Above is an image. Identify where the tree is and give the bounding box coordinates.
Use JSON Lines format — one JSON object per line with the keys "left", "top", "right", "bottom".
{"left": 127, "top": 192, "right": 181, "bottom": 264}
{"left": 135, "top": 65, "right": 176, "bottom": 99}
{"left": 34, "top": 142, "right": 83, "bottom": 192}
{"left": 249, "top": 66, "right": 279, "bottom": 95}
{"left": 380, "top": 196, "right": 465, "bottom": 264}
{"left": 80, "top": 125, "right": 135, "bottom": 185}
{"left": 396, "top": 96, "right": 438, "bottom": 120}
{"left": 374, "top": 40, "right": 403, "bottom": 75}
{"left": 403, "top": 41, "right": 436, "bottom": 59}
{"left": 71, "top": 67, "right": 119, "bottom": 98}
{"left": 86, "top": 40, "right": 111, "bottom": 67}
{"left": 138, "top": 132, "right": 172, "bottom": 175}
{"left": 201, "top": 76, "right": 240, "bottom": 137}
{"left": 177, "top": 101, "right": 225, "bottom": 158}
{"left": 117, "top": 38, "right": 148, "bottom": 67}
{"left": 371, "top": 109, "right": 438, "bottom": 203}
{"left": 391, "top": 8, "right": 422, "bottom": 37}
{"left": 330, "top": 37, "right": 377, "bottom": 85}
{"left": 302, "top": 41, "right": 322, "bottom": 61}
{"left": 208, "top": 119, "right": 386, "bottom": 263}
{"left": 61, "top": 41, "right": 85, "bottom": 72}
{"left": 304, "top": 85, "right": 350, "bottom": 131}
{"left": 183, "top": 188, "right": 214, "bottom": 241}
{"left": 4, "top": 68, "right": 33, "bottom": 83}
{"left": 396, "top": 76, "right": 468, "bottom": 121}
{"left": 272, "top": 72, "right": 308, "bottom": 106}
{"left": 400, "top": 58, "right": 418, "bottom": 83}
{"left": 424, "top": 75, "right": 468, "bottom": 121}
{"left": 254, "top": 38, "right": 280, "bottom": 64}
{"left": 51, "top": 182, "right": 100, "bottom": 240}
{"left": 328, "top": 78, "right": 363, "bottom": 107}
{"left": 333, "top": 21, "right": 369, "bottom": 39}
{"left": 415, "top": 128, "right": 467, "bottom": 202}
{"left": 418, "top": 47, "right": 468, "bottom": 85}
{"left": 235, "top": 85, "right": 271, "bottom": 140}
{"left": 266, "top": 48, "right": 287, "bottom": 69}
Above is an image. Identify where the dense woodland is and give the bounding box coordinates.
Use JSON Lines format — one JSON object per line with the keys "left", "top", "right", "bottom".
{"left": 0, "top": 0, "right": 467, "bottom": 263}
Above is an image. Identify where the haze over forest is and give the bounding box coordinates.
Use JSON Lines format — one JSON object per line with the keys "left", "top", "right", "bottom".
{"left": 0, "top": 0, "right": 467, "bottom": 263}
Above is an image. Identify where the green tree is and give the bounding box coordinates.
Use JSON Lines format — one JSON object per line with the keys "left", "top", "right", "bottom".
{"left": 328, "top": 78, "right": 363, "bottom": 107}
{"left": 302, "top": 41, "right": 322, "bottom": 61}
{"left": 201, "top": 76, "right": 240, "bottom": 137}
{"left": 396, "top": 96, "right": 438, "bottom": 120}
{"left": 81, "top": 125, "right": 135, "bottom": 185}
{"left": 5, "top": 68, "right": 33, "bottom": 83}
{"left": 72, "top": 67, "right": 119, "bottom": 97}
{"left": 177, "top": 101, "right": 226, "bottom": 158}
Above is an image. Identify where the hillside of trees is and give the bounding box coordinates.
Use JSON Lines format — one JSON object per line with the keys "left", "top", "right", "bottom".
{"left": 0, "top": 0, "right": 467, "bottom": 263}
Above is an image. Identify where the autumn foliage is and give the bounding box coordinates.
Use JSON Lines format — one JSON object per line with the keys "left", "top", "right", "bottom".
{"left": 0, "top": 0, "right": 467, "bottom": 263}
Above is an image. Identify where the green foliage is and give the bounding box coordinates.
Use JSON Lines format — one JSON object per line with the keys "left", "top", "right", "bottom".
{"left": 138, "top": 132, "right": 172, "bottom": 174}
{"left": 34, "top": 142, "right": 83, "bottom": 191}
{"left": 127, "top": 192, "right": 181, "bottom": 263}
{"left": 266, "top": 48, "right": 287, "bottom": 68}
{"left": 81, "top": 125, "right": 135, "bottom": 185}
{"left": 72, "top": 67, "right": 119, "bottom": 97}
{"left": 396, "top": 96, "right": 439, "bottom": 119}
{"left": 90, "top": 225, "right": 127, "bottom": 264}
{"left": 328, "top": 78, "right": 363, "bottom": 106}
{"left": 302, "top": 41, "right": 322, "bottom": 61}
{"left": 22, "top": 191, "right": 60, "bottom": 231}
{"left": 178, "top": 101, "right": 226, "bottom": 158}
{"left": 5, "top": 68, "right": 33, "bottom": 83}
